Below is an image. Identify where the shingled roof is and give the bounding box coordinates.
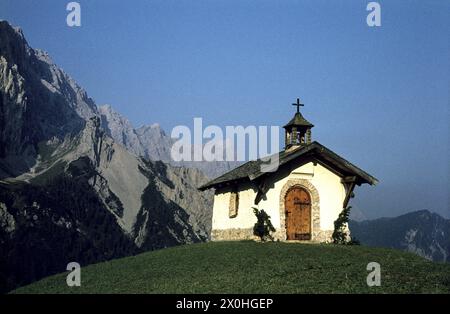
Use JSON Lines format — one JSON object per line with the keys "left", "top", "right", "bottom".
{"left": 198, "top": 141, "right": 378, "bottom": 190}
{"left": 283, "top": 112, "right": 314, "bottom": 128}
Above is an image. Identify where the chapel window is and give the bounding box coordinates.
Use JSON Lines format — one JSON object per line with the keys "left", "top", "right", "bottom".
{"left": 229, "top": 190, "right": 239, "bottom": 218}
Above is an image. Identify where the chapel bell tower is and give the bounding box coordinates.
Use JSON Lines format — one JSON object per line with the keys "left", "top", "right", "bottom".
{"left": 283, "top": 98, "right": 314, "bottom": 149}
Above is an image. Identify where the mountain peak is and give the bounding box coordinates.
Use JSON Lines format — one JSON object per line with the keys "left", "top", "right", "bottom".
{"left": 98, "top": 103, "right": 114, "bottom": 112}
{"left": 33, "top": 48, "right": 54, "bottom": 64}
{"left": 350, "top": 209, "right": 449, "bottom": 262}
{"left": 0, "top": 20, "right": 33, "bottom": 63}
{"left": 139, "top": 122, "right": 161, "bottom": 130}
{"left": 0, "top": 20, "right": 24, "bottom": 38}
{"left": 137, "top": 123, "right": 164, "bottom": 134}
{"left": 399, "top": 209, "right": 436, "bottom": 220}
{"left": 98, "top": 104, "right": 135, "bottom": 130}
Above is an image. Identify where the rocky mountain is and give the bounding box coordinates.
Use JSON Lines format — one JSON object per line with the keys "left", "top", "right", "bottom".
{"left": 0, "top": 20, "right": 213, "bottom": 293}
{"left": 350, "top": 210, "right": 450, "bottom": 262}
{"left": 0, "top": 22, "right": 99, "bottom": 179}
{"left": 98, "top": 104, "right": 146, "bottom": 156}
{"left": 99, "top": 104, "right": 241, "bottom": 179}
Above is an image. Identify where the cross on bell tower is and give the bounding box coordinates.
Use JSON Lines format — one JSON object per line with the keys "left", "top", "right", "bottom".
{"left": 283, "top": 97, "right": 314, "bottom": 149}
{"left": 292, "top": 98, "right": 304, "bottom": 113}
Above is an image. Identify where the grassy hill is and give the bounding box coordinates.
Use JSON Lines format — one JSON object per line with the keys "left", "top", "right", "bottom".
{"left": 12, "top": 241, "right": 450, "bottom": 294}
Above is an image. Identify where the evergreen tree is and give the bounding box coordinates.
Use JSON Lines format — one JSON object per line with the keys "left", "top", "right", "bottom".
{"left": 252, "top": 207, "right": 276, "bottom": 242}
{"left": 332, "top": 206, "right": 359, "bottom": 245}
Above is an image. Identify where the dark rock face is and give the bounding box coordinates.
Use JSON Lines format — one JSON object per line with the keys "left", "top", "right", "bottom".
{"left": 0, "top": 172, "right": 136, "bottom": 293}
{"left": 0, "top": 21, "right": 97, "bottom": 178}
{"left": 350, "top": 210, "right": 450, "bottom": 262}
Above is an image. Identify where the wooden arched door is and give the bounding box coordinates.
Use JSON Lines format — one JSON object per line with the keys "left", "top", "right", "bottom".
{"left": 285, "top": 186, "right": 311, "bottom": 240}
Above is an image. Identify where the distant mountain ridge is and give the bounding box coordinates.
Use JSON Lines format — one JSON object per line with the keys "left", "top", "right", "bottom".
{"left": 350, "top": 210, "right": 450, "bottom": 262}
{"left": 98, "top": 104, "right": 241, "bottom": 179}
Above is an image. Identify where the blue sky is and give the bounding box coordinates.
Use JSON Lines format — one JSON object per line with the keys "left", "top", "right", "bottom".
{"left": 1, "top": 0, "right": 449, "bottom": 219}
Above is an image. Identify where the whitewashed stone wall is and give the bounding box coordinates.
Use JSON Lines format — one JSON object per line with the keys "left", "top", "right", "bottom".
{"left": 211, "top": 162, "right": 346, "bottom": 242}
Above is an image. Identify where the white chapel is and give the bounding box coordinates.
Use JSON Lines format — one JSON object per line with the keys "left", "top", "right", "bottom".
{"left": 199, "top": 98, "right": 377, "bottom": 242}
